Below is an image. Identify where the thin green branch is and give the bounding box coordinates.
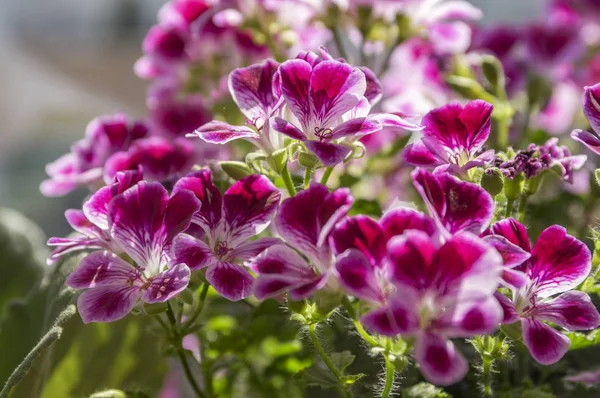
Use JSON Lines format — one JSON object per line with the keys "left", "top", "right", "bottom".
{"left": 308, "top": 324, "right": 351, "bottom": 397}
{"left": 381, "top": 356, "right": 395, "bottom": 398}
{"left": 281, "top": 164, "right": 297, "bottom": 196}
{"left": 321, "top": 167, "right": 334, "bottom": 185}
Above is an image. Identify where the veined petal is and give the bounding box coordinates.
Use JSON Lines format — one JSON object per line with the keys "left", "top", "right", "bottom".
{"left": 143, "top": 263, "right": 190, "bottom": 303}
{"left": 335, "top": 249, "right": 384, "bottom": 303}
{"left": 360, "top": 66, "right": 383, "bottom": 105}
{"left": 304, "top": 140, "right": 352, "bottom": 167}
{"left": 370, "top": 113, "right": 422, "bottom": 133}
{"left": 571, "top": 129, "right": 600, "bottom": 155}
{"left": 522, "top": 318, "right": 570, "bottom": 365}
{"left": 531, "top": 291, "right": 600, "bottom": 330}
{"left": 483, "top": 235, "right": 531, "bottom": 268}
{"left": 278, "top": 59, "right": 313, "bottom": 128}
{"left": 502, "top": 269, "right": 527, "bottom": 289}
{"left": 415, "top": 333, "right": 468, "bottom": 386}
{"left": 288, "top": 274, "right": 329, "bottom": 300}
{"left": 47, "top": 237, "right": 104, "bottom": 264}
{"left": 386, "top": 230, "right": 437, "bottom": 291}
{"left": 77, "top": 284, "right": 141, "bottom": 324}
{"left": 271, "top": 118, "right": 307, "bottom": 140}
{"left": 228, "top": 237, "right": 282, "bottom": 262}
{"left": 380, "top": 207, "right": 436, "bottom": 240}
{"left": 438, "top": 295, "right": 502, "bottom": 337}
{"left": 331, "top": 215, "right": 386, "bottom": 265}
{"left": 329, "top": 117, "right": 381, "bottom": 139}
{"left": 223, "top": 174, "right": 281, "bottom": 243}
{"left": 164, "top": 189, "right": 200, "bottom": 243}
{"left": 490, "top": 218, "right": 531, "bottom": 252}
{"left": 108, "top": 182, "right": 169, "bottom": 272}
{"left": 583, "top": 83, "right": 600, "bottom": 134}
{"left": 228, "top": 59, "right": 280, "bottom": 120}
{"left": 527, "top": 225, "right": 591, "bottom": 298}
{"left": 189, "top": 120, "right": 260, "bottom": 144}
{"left": 495, "top": 292, "right": 519, "bottom": 324}
{"left": 170, "top": 234, "right": 217, "bottom": 270}
{"left": 429, "top": 22, "right": 472, "bottom": 55}
{"left": 361, "top": 289, "right": 420, "bottom": 336}
{"left": 66, "top": 251, "right": 135, "bottom": 289}
{"left": 65, "top": 209, "right": 103, "bottom": 238}
{"left": 309, "top": 60, "right": 366, "bottom": 128}
{"left": 173, "top": 169, "right": 223, "bottom": 233}
{"left": 206, "top": 261, "right": 254, "bottom": 301}
{"left": 403, "top": 141, "right": 444, "bottom": 167}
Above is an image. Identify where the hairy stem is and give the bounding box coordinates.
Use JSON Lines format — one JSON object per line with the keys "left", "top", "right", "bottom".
{"left": 505, "top": 198, "right": 514, "bottom": 219}
{"left": 381, "top": 356, "right": 395, "bottom": 398}
{"left": 281, "top": 164, "right": 297, "bottom": 196}
{"left": 482, "top": 358, "right": 493, "bottom": 397}
{"left": 518, "top": 195, "right": 529, "bottom": 224}
{"left": 308, "top": 324, "right": 351, "bottom": 397}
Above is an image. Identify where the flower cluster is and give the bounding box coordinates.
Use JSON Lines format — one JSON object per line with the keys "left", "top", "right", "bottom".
{"left": 39, "top": 0, "right": 600, "bottom": 396}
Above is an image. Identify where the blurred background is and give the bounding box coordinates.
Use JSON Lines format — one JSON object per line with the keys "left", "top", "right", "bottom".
{"left": 0, "top": 0, "right": 545, "bottom": 238}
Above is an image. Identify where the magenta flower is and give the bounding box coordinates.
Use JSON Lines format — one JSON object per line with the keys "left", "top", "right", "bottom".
{"left": 494, "top": 224, "right": 600, "bottom": 364}
{"left": 170, "top": 170, "right": 281, "bottom": 301}
{"left": 250, "top": 183, "right": 353, "bottom": 300}
{"left": 47, "top": 170, "right": 142, "bottom": 264}
{"left": 271, "top": 53, "right": 418, "bottom": 166}
{"left": 572, "top": 83, "right": 600, "bottom": 154}
{"left": 40, "top": 113, "right": 148, "bottom": 197}
{"left": 403, "top": 100, "right": 495, "bottom": 175}
{"left": 190, "top": 59, "right": 285, "bottom": 153}
{"left": 65, "top": 181, "right": 200, "bottom": 323}
{"left": 359, "top": 231, "right": 503, "bottom": 385}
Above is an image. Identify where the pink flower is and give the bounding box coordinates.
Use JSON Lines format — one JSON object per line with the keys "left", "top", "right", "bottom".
{"left": 572, "top": 83, "right": 600, "bottom": 154}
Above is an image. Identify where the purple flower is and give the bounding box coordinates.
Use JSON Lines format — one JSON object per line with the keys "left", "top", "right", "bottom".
{"left": 271, "top": 52, "right": 418, "bottom": 167}
{"left": 494, "top": 224, "right": 600, "bottom": 364}
{"left": 170, "top": 170, "right": 281, "bottom": 301}
{"left": 360, "top": 231, "right": 503, "bottom": 385}
{"left": 250, "top": 183, "right": 353, "bottom": 300}
{"left": 190, "top": 59, "right": 285, "bottom": 154}
{"left": 47, "top": 170, "right": 142, "bottom": 264}
{"left": 103, "top": 137, "right": 196, "bottom": 185}
{"left": 40, "top": 114, "right": 148, "bottom": 197}
{"left": 65, "top": 181, "right": 200, "bottom": 323}
{"left": 403, "top": 100, "right": 495, "bottom": 175}
{"left": 572, "top": 83, "right": 600, "bottom": 154}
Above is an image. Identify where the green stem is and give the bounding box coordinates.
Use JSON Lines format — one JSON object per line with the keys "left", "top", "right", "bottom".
{"left": 166, "top": 303, "right": 205, "bottom": 398}
{"left": 183, "top": 282, "right": 210, "bottom": 332}
{"left": 281, "top": 164, "right": 297, "bottom": 196}
{"left": 482, "top": 358, "right": 493, "bottom": 397}
{"left": 381, "top": 356, "right": 395, "bottom": 398}
{"left": 353, "top": 319, "right": 379, "bottom": 347}
{"left": 505, "top": 198, "right": 514, "bottom": 219}
{"left": 518, "top": 195, "right": 529, "bottom": 224}
{"left": 321, "top": 167, "right": 334, "bottom": 185}
{"left": 308, "top": 324, "right": 351, "bottom": 397}
{"left": 304, "top": 167, "right": 313, "bottom": 189}
{"left": 497, "top": 117, "right": 509, "bottom": 149}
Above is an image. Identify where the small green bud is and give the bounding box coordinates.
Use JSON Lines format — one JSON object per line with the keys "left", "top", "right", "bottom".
{"left": 481, "top": 171, "right": 504, "bottom": 196}
{"left": 268, "top": 148, "right": 288, "bottom": 174}
{"left": 504, "top": 173, "right": 524, "bottom": 201}
{"left": 220, "top": 161, "right": 253, "bottom": 180}
{"left": 445, "top": 76, "right": 495, "bottom": 102}
{"left": 143, "top": 301, "right": 168, "bottom": 315}
{"left": 287, "top": 297, "right": 307, "bottom": 314}
{"left": 500, "top": 322, "right": 523, "bottom": 341}
{"left": 481, "top": 55, "right": 506, "bottom": 95}
{"left": 298, "top": 151, "right": 319, "bottom": 169}
{"left": 527, "top": 74, "right": 553, "bottom": 109}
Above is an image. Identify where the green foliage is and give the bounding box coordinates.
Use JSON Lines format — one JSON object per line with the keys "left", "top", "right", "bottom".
{"left": 565, "top": 330, "right": 600, "bottom": 350}
{"left": 402, "top": 382, "right": 450, "bottom": 398}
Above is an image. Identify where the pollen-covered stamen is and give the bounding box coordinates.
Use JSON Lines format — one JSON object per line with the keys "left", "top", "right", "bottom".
{"left": 214, "top": 241, "right": 234, "bottom": 259}
{"left": 314, "top": 127, "right": 333, "bottom": 141}
{"left": 245, "top": 116, "right": 264, "bottom": 132}
{"left": 126, "top": 267, "right": 146, "bottom": 288}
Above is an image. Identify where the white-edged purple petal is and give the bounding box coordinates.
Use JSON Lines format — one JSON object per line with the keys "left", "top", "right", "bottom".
{"left": 189, "top": 120, "right": 260, "bottom": 144}
{"left": 385, "top": 230, "right": 437, "bottom": 291}
{"left": 483, "top": 235, "right": 531, "bottom": 268}
{"left": 522, "top": 318, "right": 570, "bottom": 365}
{"left": 490, "top": 218, "right": 531, "bottom": 252}
{"left": 571, "top": 129, "right": 600, "bottom": 155}
{"left": 228, "top": 59, "right": 280, "bottom": 120}
{"left": 278, "top": 59, "right": 313, "bottom": 129}
{"left": 495, "top": 292, "right": 519, "bottom": 324}
{"left": 583, "top": 83, "right": 600, "bottom": 134}
{"left": 170, "top": 234, "right": 217, "bottom": 270}
{"left": 331, "top": 215, "right": 386, "bottom": 265}
{"left": 438, "top": 295, "right": 502, "bottom": 337}
{"left": 66, "top": 251, "right": 135, "bottom": 289}
{"left": 380, "top": 207, "right": 436, "bottom": 240}
{"left": 173, "top": 169, "right": 223, "bottom": 233}
{"left": 227, "top": 237, "right": 282, "bottom": 263}
{"left": 329, "top": 117, "right": 382, "bottom": 139}
{"left": 206, "top": 261, "right": 254, "bottom": 301}
{"left": 304, "top": 140, "right": 352, "bottom": 167}
{"left": 403, "top": 140, "right": 444, "bottom": 167}
{"left": 335, "top": 249, "right": 385, "bottom": 303}
{"left": 143, "top": 263, "right": 191, "bottom": 303}
{"left": 77, "top": 284, "right": 142, "bottom": 324}
{"left": 531, "top": 291, "right": 600, "bottom": 331}
{"left": 415, "top": 333, "right": 468, "bottom": 386}
{"left": 271, "top": 117, "right": 307, "bottom": 140}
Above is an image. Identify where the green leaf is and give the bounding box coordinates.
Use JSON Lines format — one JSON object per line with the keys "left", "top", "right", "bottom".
{"left": 402, "top": 382, "right": 450, "bottom": 398}
{"left": 302, "top": 351, "right": 356, "bottom": 389}
{"left": 566, "top": 330, "right": 600, "bottom": 350}
{"left": 521, "top": 388, "right": 556, "bottom": 398}
{"left": 330, "top": 351, "right": 355, "bottom": 373}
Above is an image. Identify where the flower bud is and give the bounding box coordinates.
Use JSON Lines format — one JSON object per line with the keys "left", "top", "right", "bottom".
{"left": 143, "top": 301, "right": 168, "bottom": 315}
{"left": 220, "top": 161, "right": 253, "bottom": 181}
{"left": 298, "top": 152, "right": 319, "bottom": 169}
{"left": 504, "top": 173, "right": 524, "bottom": 201}
{"left": 481, "top": 170, "right": 504, "bottom": 196}
{"left": 268, "top": 148, "right": 289, "bottom": 174}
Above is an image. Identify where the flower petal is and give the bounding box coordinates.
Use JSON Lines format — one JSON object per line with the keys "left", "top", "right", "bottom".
{"left": 360, "top": 290, "right": 420, "bottom": 335}
{"left": 330, "top": 117, "right": 381, "bottom": 139}
{"left": 335, "top": 249, "right": 384, "bottom": 303}
{"left": 429, "top": 22, "right": 472, "bottom": 55}
{"left": 380, "top": 207, "right": 436, "bottom": 240}
{"left": 571, "top": 129, "right": 600, "bottom": 155}
{"left": 228, "top": 237, "right": 282, "bottom": 262}
{"left": 490, "top": 218, "right": 531, "bottom": 252}
{"left": 228, "top": 59, "right": 280, "bottom": 120}
{"left": 206, "top": 262, "right": 254, "bottom": 301}
{"left": 304, "top": 140, "right": 352, "bottom": 167}
{"left": 271, "top": 117, "right": 307, "bottom": 140}
{"left": 163, "top": 189, "right": 201, "bottom": 242}
{"left": 522, "top": 318, "right": 570, "bottom": 365}
{"left": 583, "top": 83, "right": 600, "bottom": 134}
{"left": 438, "top": 295, "right": 502, "bottom": 337}
{"left": 309, "top": 60, "right": 366, "bottom": 128}
{"left": 173, "top": 169, "right": 223, "bottom": 233}
{"left": 483, "top": 235, "right": 531, "bottom": 268}
{"left": 386, "top": 230, "right": 437, "bottom": 291}
{"left": 360, "top": 66, "right": 383, "bottom": 105}
{"left": 108, "top": 182, "right": 169, "bottom": 272}
{"left": 278, "top": 59, "right": 313, "bottom": 128}
{"left": 77, "top": 284, "right": 141, "bottom": 323}
{"left": 66, "top": 251, "right": 135, "bottom": 289}
{"left": 170, "top": 234, "right": 217, "bottom": 270}
{"left": 531, "top": 291, "right": 600, "bottom": 330}
{"left": 527, "top": 225, "right": 591, "bottom": 298}
{"left": 331, "top": 215, "right": 386, "bottom": 265}
{"left": 223, "top": 174, "right": 281, "bottom": 243}
{"left": 189, "top": 120, "right": 260, "bottom": 144}
{"left": 403, "top": 140, "right": 444, "bottom": 167}
{"left": 143, "top": 263, "right": 191, "bottom": 303}
{"left": 415, "top": 333, "right": 468, "bottom": 386}
{"left": 64, "top": 209, "right": 103, "bottom": 238}
{"left": 495, "top": 291, "right": 519, "bottom": 324}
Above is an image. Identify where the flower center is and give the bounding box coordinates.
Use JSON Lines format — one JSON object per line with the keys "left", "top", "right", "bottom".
{"left": 314, "top": 126, "right": 333, "bottom": 141}
{"left": 214, "top": 241, "right": 233, "bottom": 259}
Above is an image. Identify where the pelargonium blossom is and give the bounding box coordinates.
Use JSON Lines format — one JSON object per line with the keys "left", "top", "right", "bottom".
{"left": 47, "top": 170, "right": 142, "bottom": 264}
{"left": 40, "top": 113, "right": 148, "bottom": 197}
{"left": 250, "top": 183, "right": 353, "bottom": 300}
{"left": 65, "top": 181, "right": 200, "bottom": 323}
{"left": 170, "top": 170, "right": 281, "bottom": 301}
{"left": 271, "top": 51, "right": 419, "bottom": 167}
{"left": 492, "top": 220, "right": 600, "bottom": 364}
{"left": 572, "top": 82, "right": 600, "bottom": 153}
{"left": 403, "top": 100, "right": 495, "bottom": 175}
{"left": 359, "top": 231, "right": 504, "bottom": 385}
